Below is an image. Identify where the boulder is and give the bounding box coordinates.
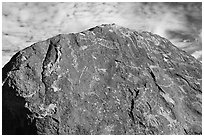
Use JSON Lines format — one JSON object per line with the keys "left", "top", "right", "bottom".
{"left": 2, "top": 24, "right": 202, "bottom": 135}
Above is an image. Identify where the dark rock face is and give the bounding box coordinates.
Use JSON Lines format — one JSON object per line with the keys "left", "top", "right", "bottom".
{"left": 2, "top": 24, "right": 202, "bottom": 135}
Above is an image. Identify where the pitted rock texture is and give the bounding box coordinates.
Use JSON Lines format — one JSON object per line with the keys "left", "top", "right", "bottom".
{"left": 2, "top": 24, "right": 202, "bottom": 135}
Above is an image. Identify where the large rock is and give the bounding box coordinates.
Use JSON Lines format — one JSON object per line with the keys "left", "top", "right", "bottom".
{"left": 2, "top": 24, "right": 202, "bottom": 135}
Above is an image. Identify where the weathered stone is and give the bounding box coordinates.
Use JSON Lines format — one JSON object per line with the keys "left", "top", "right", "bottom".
{"left": 2, "top": 24, "right": 202, "bottom": 135}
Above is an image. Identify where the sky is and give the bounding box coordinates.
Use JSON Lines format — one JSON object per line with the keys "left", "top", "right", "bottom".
{"left": 2, "top": 2, "right": 202, "bottom": 66}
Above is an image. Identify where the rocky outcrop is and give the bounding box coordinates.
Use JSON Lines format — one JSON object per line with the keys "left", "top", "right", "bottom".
{"left": 2, "top": 24, "right": 202, "bottom": 135}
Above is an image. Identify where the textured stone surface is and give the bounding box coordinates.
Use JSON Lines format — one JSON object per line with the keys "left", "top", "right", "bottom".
{"left": 2, "top": 24, "right": 202, "bottom": 135}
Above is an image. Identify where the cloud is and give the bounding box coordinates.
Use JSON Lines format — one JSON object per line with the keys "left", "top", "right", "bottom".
{"left": 191, "top": 50, "right": 202, "bottom": 60}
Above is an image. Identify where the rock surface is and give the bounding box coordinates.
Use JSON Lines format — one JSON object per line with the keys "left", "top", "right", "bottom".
{"left": 2, "top": 24, "right": 202, "bottom": 135}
